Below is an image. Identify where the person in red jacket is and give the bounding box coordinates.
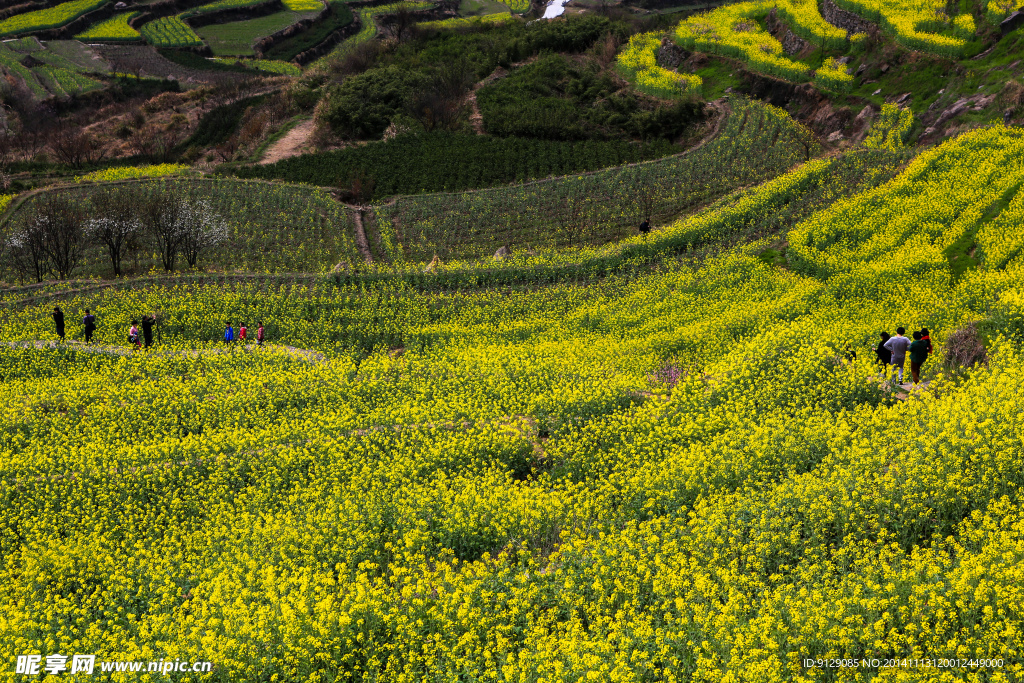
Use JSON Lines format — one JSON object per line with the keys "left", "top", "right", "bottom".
{"left": 256, "top": 322, "right": 265, "bottom": 346}
{"left": 920, "top": 328, "right": 933, "bottom": 356}
{"left": 239, "top": 323, "right": 248, "bottom": 344}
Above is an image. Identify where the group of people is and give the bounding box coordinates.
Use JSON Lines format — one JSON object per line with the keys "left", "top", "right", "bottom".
{"left": 50, "top": 306, "right": 266, "bottom": 350}
{"left": 875, "top": 327, "right": 932, "bottom": 384}
{"left": 224, "top": 322, "right": 265, "bottom": 346}
{"left": 127, "top": 314, "right": 160, "bottom": 349}
{"left": 52, "top": 306, "right": 97, "bottom": 344}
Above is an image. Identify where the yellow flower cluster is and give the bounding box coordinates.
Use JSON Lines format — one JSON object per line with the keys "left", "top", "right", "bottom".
{"left": 281, "top": 0, "right": 321, "bottom": 10}
{"left": 75, "top": 12, "right": 142, "bottom": 41}
{"left": 863, "top": 102, "right": 914, "bottom": 151}
{"left": 791, "top": 125, "right": 1024, "bottom": 280}
{"left": 832, "top": 0, "right": 975, "bottom": 57}
{"left": 4, "top": 119, "right": 1024, "bottom": 680}
{"left": 0, "top": 0, "right": 105, "bottom": 36}
{"left": 773, "top": 0, "right": 857, "bottom": 51}
{"left": 0, "top": 193, "right": 15, "bottom": 215}
{"left": 211, "top": 57, "right": 302, "bottom": 75}
{"left": 674, "top": 2, "right": 810, "bottom": 82}
{"left": 417, "top": 11, "right": 512, "bottom": 29}
{"left": 75, "top": 163, "right": 191, "bottom": 183}
{"left": 616, "top": 32, "right": 701, "bottom": 97}
{"left": 813, "top": 56, "right": 853, "bottom": 93}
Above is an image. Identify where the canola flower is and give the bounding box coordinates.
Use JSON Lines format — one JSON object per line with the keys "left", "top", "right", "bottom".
{"left": 211, "top": 57, "right": 302, "bottom": 75}
{"left": 0, "top": 0, "right": 106, "bottom": 36}
{"left": 616, "top": 32, "right": 701, "bottom": 97}
{"left": 281, "top": 0, "right": 321, "bottom": 10}
{"left": 4, "top": 116, "right": 1024, "bottom": 683}
{"left": 417, "top": 11, "right": 512, "bottom": 29}
{"left": 813, "top": 56, "right": 853, "bottom": 93}
{"left": 75, "top": 11, "right": 142, "bottom": 41}
{"left": 863, "top": 102, "right": 914, "bottom": 151}
{"left": 674, "top": 2, "right": 810, "bottom": 82}
{"left": 75, "top": 164, "right": 191, "bottom": 183}
{"left": 832, "top": 0, "right": 975, "bottom": 57}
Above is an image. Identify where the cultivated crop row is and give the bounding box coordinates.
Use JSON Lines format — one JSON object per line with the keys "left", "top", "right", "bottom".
{"left": 371, "top": 96, "right": 820, "bottom": 262}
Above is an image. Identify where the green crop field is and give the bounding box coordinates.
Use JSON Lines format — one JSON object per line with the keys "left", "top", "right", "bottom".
{"left": 365, "top": 97, "right": 829, "bottom": 262}
{"left": 261, "top": 0, "right": 350, "bottom": 60}
{"left": 139, "top": 15, "right": 203, "bottom": 46}
{"left": 196, "top": 8, "right": 320, "bottom": 55}
{"left": 233, "top": 132, "right": 680, "bottom": 198}
{"left": 2, "top": 178, "right": 360, "bottom": 276}
{"left": 317, "top": 0, "right": 433, "bottom": 63}
{"left": 0, "top": 38, "right": 107, "bottom": 99}
{"left": 2, "top": 118, "right": 1024, "bottom": 681}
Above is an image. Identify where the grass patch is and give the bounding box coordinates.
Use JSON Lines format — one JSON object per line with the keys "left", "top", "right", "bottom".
{"left": 693, "top": 59, "right": 743, "bottom": 100}
{"left": 458, "top": 0, "right": 511, "bottom": 17}
{"left": 195, "top": 9, "right": 319, "bottom": 55}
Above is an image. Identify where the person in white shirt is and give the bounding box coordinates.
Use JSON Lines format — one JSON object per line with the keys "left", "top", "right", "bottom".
{"left": 884, "top": 326, "right": 911, "bottom": 383}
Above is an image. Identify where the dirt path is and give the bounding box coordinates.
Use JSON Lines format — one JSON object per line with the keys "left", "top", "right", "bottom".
{"left": 1, "top": 340, "right": 325, "bottom": 363}
{"left": 259, "top": 118, "right": 316, "bottom": 165}
{"left": 352, "top": 207, "right": 374, "bottom": 263}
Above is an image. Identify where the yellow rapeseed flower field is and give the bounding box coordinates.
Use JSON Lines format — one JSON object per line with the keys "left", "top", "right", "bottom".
{"left": 1, "top": 126, "right": 1023, "bottom": 681}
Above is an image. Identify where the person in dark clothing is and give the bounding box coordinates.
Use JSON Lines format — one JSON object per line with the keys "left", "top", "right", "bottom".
{"left": 909, "top": 330, "right": 929, "bottom": 384}
{"left": 52, "top": 306, "right": 65, "bottom": 342}
{"left": 639, "top": 219, "right": 651, "bottom": 235}
{"left": 141, "top": 313, "right": 156, "bottom": 349}
{"left": 83, "top": 309, "right": 96, "bottom": 343}
{"left": 875, "top": 332, "right": 892, "bottom": 371}
{"left": 920, "top": 328, "right": 933, "bottom": 356}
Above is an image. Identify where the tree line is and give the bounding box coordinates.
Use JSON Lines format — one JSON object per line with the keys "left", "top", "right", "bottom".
{"left": 1, "top": 186, "right": 229, "bottom": 282}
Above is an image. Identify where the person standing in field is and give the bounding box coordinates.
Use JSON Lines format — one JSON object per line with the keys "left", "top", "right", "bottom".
{"left": 53, "top": 306, "right": 65, "bottom": 342}
{"left": 875, "top": 332, "right": 892, "bottom": 373}
{"left": 129, "top": 320, "right": 140, "bottom": 349}
{"left": 908, "top": 330, "right": 929, "bottom": 384}
{"left": 239, "top": 323, "right": 248, "bottom": 344}
{"left": 83, "top": 309, "right": 96, "bottom": 343}
{"left": 921, "top": 328, "right": 933, "bottom": 357}
{"left": 639, "top": 219, "right": 651, "bottom": 235}
{"left": 224, "top": 323, "right": 234, "bottom": 345}
{"left": 884, "top": 327, "right": 910, "bottom": 383}
{"left": 141, "top": 313, "right": 156, "bottom": 349}
{"left": 256, "top": 322, "right": 265, "bottom": 347}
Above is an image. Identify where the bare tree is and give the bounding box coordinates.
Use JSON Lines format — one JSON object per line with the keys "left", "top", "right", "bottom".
{"left": 38, "top": 194, "right": 87, "bottom": 279}
{"left": 142, "top": 188, "right": 187, "bottom": 272}
{"left": 49, "top": 122, "right": 101, "bottom": 168}
{"left": 407, "top": 60, "right": 474, "bottom": 132}
{"left": 389, "top": 5, "right": 418, "bottom": 42}
{"left": 556, "top": 186, "right": 593, "bottom": 249}
{"left": 87, "top": 188, "right": 142, "bottom": 277}
{"left": 5, "top": 216, "right": 48, "bottom": 282}
{"left": 179, "top": 199, "right": 229, "bottom": 268}
{"left": 625, "top": 168, "right": 663, "bottom": 228}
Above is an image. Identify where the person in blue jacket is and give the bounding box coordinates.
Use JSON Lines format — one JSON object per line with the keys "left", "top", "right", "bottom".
{"left": 224, "top": 322, "right": 234, "bottom": 344}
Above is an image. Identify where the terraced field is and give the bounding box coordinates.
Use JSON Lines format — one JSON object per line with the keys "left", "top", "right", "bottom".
{"left": 1, "top": 123, "right": 1024, "bottom": 682}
